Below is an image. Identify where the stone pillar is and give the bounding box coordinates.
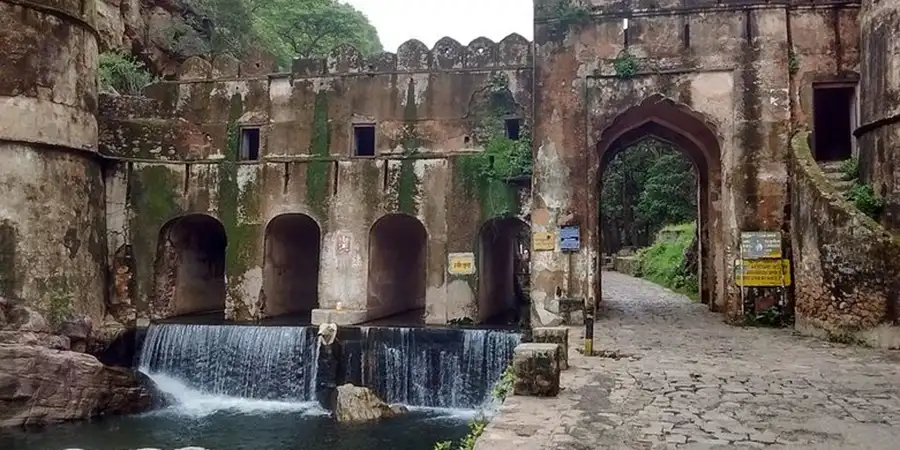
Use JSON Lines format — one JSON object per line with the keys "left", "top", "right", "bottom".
{"left": 0, "top": 0, "right": 105, "bottom": 326}
{"left": 859, "top": 0, "right": 900, "bottom": 231}
{"left": 512, "top": 343, "right": 561, "bottom": 397}
{"left": 532, "top": 327, "right": 569, "bottom": 370}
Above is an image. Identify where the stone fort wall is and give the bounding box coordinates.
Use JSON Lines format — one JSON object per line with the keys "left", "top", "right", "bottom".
{"left": 100, "top": 34, "right": 534, "bottom": 326}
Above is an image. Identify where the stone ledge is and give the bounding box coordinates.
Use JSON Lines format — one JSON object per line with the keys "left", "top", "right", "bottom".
{"left": 311, "top": 309, "right": 369, "bottom": 326}
{"left": 512, "top": 343, "right": 560, "bottom": 397}
{"left": 532, "top": 327, "right": 569, "bottom": 370}
{"left": 0, "top": 97, "right": 97, "bottom": 151}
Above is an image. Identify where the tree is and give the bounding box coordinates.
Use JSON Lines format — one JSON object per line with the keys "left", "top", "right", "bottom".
{"left": 600, "top": 138, "right": 696, "bottom": 254}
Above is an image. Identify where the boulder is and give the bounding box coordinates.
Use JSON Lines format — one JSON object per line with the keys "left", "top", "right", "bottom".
{"left": 333, "top": 384, "right": 407, "bottom": 423}
{"left": 0, "top": 344, "right": 154, "bottom": 427}
{"left": 532, "top": 327, "right": 569, "bottom": 370}
{"left": 512, "top": 343, "right": 561, "bottom": 397}
{"left": 58, "top": 316, "right": 93, "bottom": 353}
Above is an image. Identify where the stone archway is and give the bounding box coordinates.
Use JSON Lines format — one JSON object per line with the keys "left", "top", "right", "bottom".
{"left": 367, "top": 214, "right": 428, "bottom": 322}
{"left": 153, "top": 214, "right": 227, "bottom": 319}
{"left": 477, "top": 217, "right": 530, "bottom": 325}
{"left": 261, "top": 213, "right": 321, "bottom": 318}
{"left": 595, "top": 95, "right": 723, "bottom": 310}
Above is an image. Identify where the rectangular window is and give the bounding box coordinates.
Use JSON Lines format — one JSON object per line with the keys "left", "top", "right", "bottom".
{"left": 240, "top": 128, "right": 260, "bottom": 161}
{"left": 353, "top": 124, "right": 376, "bottom": 157}
{"left": 505, "top": 118, "right": 522, "bottom": 141}
{"left": 812, "top": 83, "right": 856, "bottom": 162}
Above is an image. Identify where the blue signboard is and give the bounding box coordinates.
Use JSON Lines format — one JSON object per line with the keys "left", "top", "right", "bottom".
{"left": 559, "top": 226, "right": 580, "bottom": 252}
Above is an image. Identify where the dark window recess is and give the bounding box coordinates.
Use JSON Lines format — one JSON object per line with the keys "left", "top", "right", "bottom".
{"left": 683, "top": 22, "right": 690, "bottom": 48}
{"left": 240, "top": 128, "right": 260, "bottom": 161}
{"left": 505, "top": 119, "right": 522, "bottom": 141}
{"left": 353, "top": 124, "right": 376, "bottom": 156}
{"left": 812, "top": 85, "right": 855, "bottom": 162}
{"left": 744, "top": 11, "right": 753, "bottom": 42}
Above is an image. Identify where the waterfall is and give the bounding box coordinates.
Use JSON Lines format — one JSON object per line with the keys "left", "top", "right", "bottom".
{"left": 345, "top": 327, "right": 520, "bottom": 409}
{"left": 139, "top": 324, "right": 320, "bottom": 402}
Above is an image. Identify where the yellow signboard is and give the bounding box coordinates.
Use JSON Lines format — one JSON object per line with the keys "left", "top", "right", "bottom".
{"left": 533, "top": 232, "right": 556, "bottom": 251}
{"left": 734, "top": 259, "right": 792, "bottom": 287}
{"left": 448, "top": 252, "right": 476, "bottom": 275}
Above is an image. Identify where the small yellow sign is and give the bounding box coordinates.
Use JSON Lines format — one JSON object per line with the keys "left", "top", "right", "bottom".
{"left": 734, "top": 259, "right": 792, "bottom": 287}
{"left": 532, "top": 232, "right": 556, "bottom": 251}
{"left": 448, "top": 252, "right": 476, "bottom": 275}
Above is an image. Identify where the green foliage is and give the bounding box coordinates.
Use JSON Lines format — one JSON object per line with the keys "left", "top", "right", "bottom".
{"left": 490, "top": 366, "right": 516, "bottom": 400}
{"left": 846, "top": 182, "right": 885, "bottom": 219}
{"left": 787, "top": 50, "right": 800, "bottom": 75}
{"left": 601, "top": 139, "right": 696, "bottom": 252}
{"left": 179, "top": 0, "right": 382, "bottom": 67}
{"left": 613, "top": 50, "right": 639, "bottom": 79}
{"left": 551, "top": 0, "right": 592, "bottom": 25}
{"left": 46, "top": 280, "right": 74, "bottom": 328}
{"left": 744, "top": 306, "right": 784, "bottom": 327}
{"left": 448, "top": 317, "right": 475, "bottom": 327}
{"left": 98, "top": 51, "right": 154, "bottom": 95}
{"left": 459, "top": 135, "right": 532, "bottom": 218}
{"left": 839, "top": 157, "right": 859, "bottom": 181}
{"left": 635, "top": 223, "right": 699, "bottom": 300}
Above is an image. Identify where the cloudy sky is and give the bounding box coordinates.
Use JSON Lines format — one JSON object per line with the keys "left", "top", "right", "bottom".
{"left": 343, "top": 0, "right": 534, "bottom": 51}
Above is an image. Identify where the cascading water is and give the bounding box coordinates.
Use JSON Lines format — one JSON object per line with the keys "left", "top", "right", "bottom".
{"left": 139, "top": 324, "right": 320, "bottom": 403}
{"left": 343, "top": 327, "right": 521, "bottom": 409}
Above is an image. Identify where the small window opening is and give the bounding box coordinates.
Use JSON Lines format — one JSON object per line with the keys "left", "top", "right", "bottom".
{"left": 240, "top": 128, "right": 260, "bottom": 161}
{"left": 353, "top": 124, "right": 376, "bottom": 157}
{"left": 744, "top": 11, "right": 753, "bottom": 42}
{"left": 505, "top": 118, "right": 522, "bottom": 141}
{"left": 623, "top": 18, "right": 630, "bottom": 48}
{"left": 812, "top": 84, "right": 856, "bottom": 162}
{"left": 464, "top": 135, "right": 471, "bottom": 145}
{"left": 683, "top": 22, "right": 690, "bottom": 48}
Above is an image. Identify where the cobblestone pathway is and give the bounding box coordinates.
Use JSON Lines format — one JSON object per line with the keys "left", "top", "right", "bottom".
{"left": 475, "top": 271, "right": 900, "bottom": 450}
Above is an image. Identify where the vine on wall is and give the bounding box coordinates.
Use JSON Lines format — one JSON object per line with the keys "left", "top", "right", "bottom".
{"left": 613, "top": 50, "right": 639, "bottom": 79}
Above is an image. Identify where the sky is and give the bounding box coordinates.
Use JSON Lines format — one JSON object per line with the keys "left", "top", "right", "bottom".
{"left": 343, "top": 0, "right": 534, "bottom": 51}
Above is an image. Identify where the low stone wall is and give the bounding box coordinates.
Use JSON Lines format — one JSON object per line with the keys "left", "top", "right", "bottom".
{"left": 789, "top": 132, "right": 900, "bottom": 348}
{"left": 612, "top": 256, "right": 640, "bottom": 276}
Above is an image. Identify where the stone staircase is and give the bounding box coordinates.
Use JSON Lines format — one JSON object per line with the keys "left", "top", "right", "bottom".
{"left": 817, "top": 160, "right": 855, "bottom": 196}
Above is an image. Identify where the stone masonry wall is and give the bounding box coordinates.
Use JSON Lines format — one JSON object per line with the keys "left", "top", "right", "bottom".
{"left": 0, "top": 0, "right": 107, "bottom": 327}
{"left": 100, "top": 35, "right": 534, "bottom": 324}
{"left": 790, "top": 132, "right": 900, "bottom": 348}
{"left": 858, "top": 0, "right": 900, "bottom": 232}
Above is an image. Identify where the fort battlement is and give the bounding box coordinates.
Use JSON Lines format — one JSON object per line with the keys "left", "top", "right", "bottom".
{"left": 176, "top": 33, "right": 533, "bottom": 81}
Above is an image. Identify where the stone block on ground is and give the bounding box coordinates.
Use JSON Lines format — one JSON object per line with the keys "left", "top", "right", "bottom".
{"left": 512, "top": 343, "right": 560, "bottom": 397}
{"left": 333, "top": 384, "right": 407, "bottom": 423}
{"left": 532, "top": 327, "right": 569, "bottom": 370}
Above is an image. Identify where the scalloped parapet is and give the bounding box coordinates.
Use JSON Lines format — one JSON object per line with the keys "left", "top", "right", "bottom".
{"left": 176, "top": 49, "right": 279, "bottom": 80}
{"left": 291, "top": 33, "right": 533, "bottom": 78}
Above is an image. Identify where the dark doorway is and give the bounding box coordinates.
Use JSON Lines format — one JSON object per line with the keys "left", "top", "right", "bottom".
{"left": 477, "top": 217, "right": 530, "bottom": 325}
{"left": 154, "top": 214, "right": 227, "bottom": 318}
{"left": 262, "top": 214, "right": 321, "bottom": 318}
{"left": 367, "top": 214, "right": 427, "bottom": 322}
{"left": 812, "top": 83, "right": 856, "bottom": 162}
{"left": 240, "top": 128, "right": 260, "bottom": 161}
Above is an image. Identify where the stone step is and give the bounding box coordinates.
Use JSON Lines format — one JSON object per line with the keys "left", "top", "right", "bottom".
{"left": 832, "top": 180, "right": 854, "bottom": 193}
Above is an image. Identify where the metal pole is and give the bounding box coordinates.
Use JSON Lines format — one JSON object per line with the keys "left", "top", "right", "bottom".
{"left": 584, "top": 312, "right": 594, "bottom": 356}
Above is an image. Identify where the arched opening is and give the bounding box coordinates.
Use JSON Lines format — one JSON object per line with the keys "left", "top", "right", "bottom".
{"left": 595, "top": 96, "right": 722, "bottom": 308}
{"left": 367, "top": 214, "right": 428, "bottom": 322}
{"left": 477, "top": 217, "right": 530, "bottom": 326}
{"left": 261, "top": 213, "right": 321, "bottom": 319}
{"left": 154, "top": 214, "right": 227, "bottom": 318}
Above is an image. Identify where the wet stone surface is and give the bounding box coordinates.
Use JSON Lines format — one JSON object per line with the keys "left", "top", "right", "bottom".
{"left": 476, "top": 272, "right": 900, "bottom": 450}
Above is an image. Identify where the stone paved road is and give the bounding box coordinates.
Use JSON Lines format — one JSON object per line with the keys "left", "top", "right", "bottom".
{"left": 475, "top": 271, "right": 900, "bottom": 450}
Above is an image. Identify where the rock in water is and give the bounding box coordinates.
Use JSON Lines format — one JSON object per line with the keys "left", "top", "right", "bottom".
{"left": 333, "top": 384, "right": 408, "bottom": 423}
{"left": 0, "top": 344, "right": 154, "bottom": 427}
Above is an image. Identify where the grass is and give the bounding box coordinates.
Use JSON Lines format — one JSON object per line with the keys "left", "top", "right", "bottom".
{"left": 635, "top": 222, "right": 700, "bottom": 300}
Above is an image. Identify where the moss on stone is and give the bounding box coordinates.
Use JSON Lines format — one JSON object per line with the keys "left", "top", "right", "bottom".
{"left": 388, "top": 79, "right": 423, "bottom": 214}
{"left": 361, "top": 160, "right": 382, "bottom": 223}
{"left": 306, "top": 91, "right": 331, "bottom": 227}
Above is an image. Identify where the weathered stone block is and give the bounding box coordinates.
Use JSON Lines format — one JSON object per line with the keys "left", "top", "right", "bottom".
{"left": 532, "top": 327, "right": 569, "bottom": 370}
{"left": 512, "top": 343, "right": 560, "bottom": 397}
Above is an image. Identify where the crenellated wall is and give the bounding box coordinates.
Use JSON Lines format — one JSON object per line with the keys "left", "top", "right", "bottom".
{"left": 0, "top": 0, "right": 106, "bottom": 327}
{"left": 100, "top": 35, "right": 535, "bottom": 326}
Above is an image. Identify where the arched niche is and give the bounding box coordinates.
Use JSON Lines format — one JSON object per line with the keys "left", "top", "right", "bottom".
{"left": 261, "top": 213, "right": 321, "bottom": 318}
{"left": 477, "top": 217, "right": 530, "bottom": 325}
{"left": 367, "top": 214, "right": 428, "bottom": 322}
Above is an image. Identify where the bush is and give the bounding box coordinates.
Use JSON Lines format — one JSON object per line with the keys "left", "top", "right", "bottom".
{"left": 98, "top": 51, "right": 155, "bottom": 95}
{"left": 845, "top": 182, "right": 884, "bottom": 219}
{"left": 636, "top": 223, "right": 700, "bottom": 300}
{"left": 839, "top": 157, "right": 859, "bottom": 181}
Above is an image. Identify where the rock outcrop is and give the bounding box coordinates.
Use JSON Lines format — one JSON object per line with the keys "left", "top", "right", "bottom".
{"left": 0, "top": 296, "right": 154, "bottom": 427}
{"left": 96, "top": 0, "right": 212, "bottom": 77}
{"left": 333, "top": 384, "right": 407, "bottom": 423}
{"left": 0, "top": 344, "right": 154, "bottom": 427}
